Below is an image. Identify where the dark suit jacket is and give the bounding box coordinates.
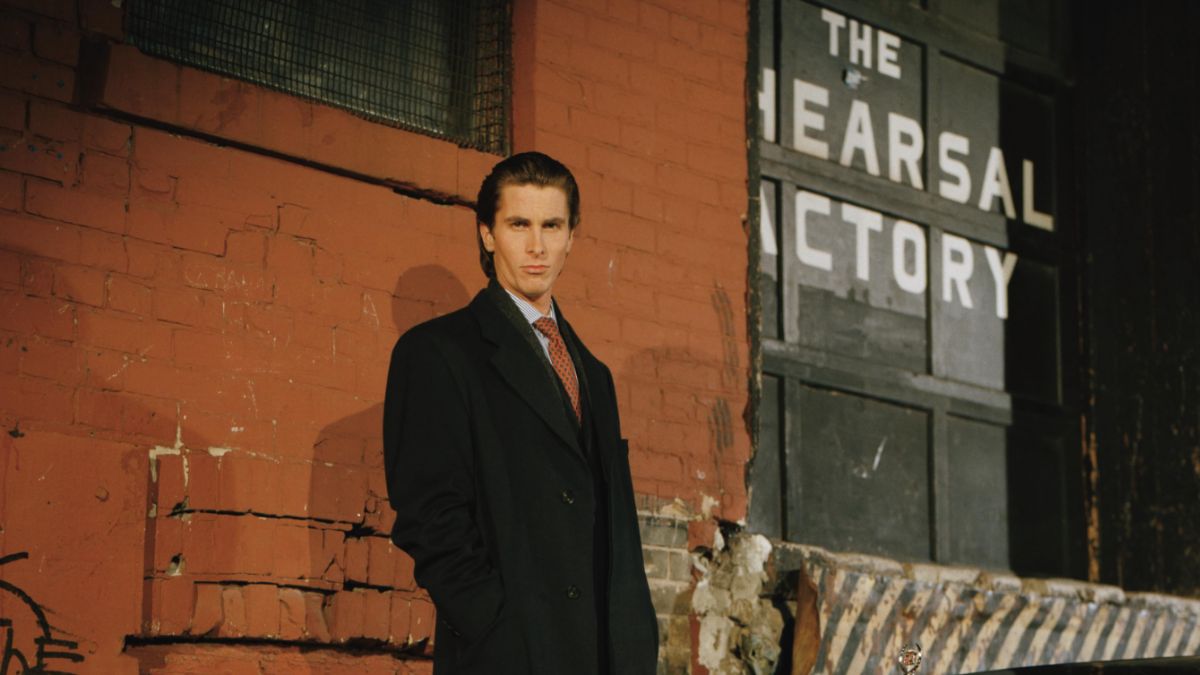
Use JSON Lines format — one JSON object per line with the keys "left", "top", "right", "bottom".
{"left": 383, "top": 283, "right": 658, "bottom": 674}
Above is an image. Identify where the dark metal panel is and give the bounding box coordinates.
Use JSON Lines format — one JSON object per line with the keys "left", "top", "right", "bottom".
{"left": 930, "top": 409, "right": 951, "bottom": 562}
{"left": 760, "top": 179, "right": 782, "bottom": 340}
{"left": 779, "top": 0, "right": 924, "bottom": 182}
{"left": 1006, "top": 408, "right": 1083, "bottom": 578}
{"left": 760, "top": 149, "right": 1009, "bottom": 247}
{"left": 748, "top": 374, "right": 785, "bottom": 539}
{"left": 781, "top": 183, "right": 930, "bottom": 371}
{"left": 751, "top": 0, "right": 1079, "bottom": 576}
{"left": 796, "top": 286, "right": 927, "bottom": 373}
{"left": 785, "top": 384, "right": 931, "bottom": 560}
{"left": 789, "top": 190, "right": 928, "bottom": 318}
{"left": 815, "top": 0, "right": 1068, "bottom": 80}
{"left": 945, "top": 415, "right": 1009, "bottom": 568}
{"left": 935, "top": 56, "right": 1057, "bottom": 226}
{"left": 938, "top": 0, "right": 1059, "bottom": 60}
{"left": 779, "top": 179, "right": 802, "bottom": 344}
{"left": 1006, "top": 257, "right": 1062, "bottom": 405}
{"left": 758, "top": 0, "right": 778, "bottom": 142}
{"left": 930, "top": 228, "right": 1007, "bottom": 390}
{"left": 763, "top": 340, "right": 1012, "bottom": 424}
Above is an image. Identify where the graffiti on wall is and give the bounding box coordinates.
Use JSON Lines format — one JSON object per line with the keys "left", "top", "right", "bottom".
{"left": 0, "top": 552, "right": 85, "bottom": 674}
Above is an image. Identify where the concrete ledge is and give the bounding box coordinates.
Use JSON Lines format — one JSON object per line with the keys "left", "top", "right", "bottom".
{"left": 766, "top": 538, "right": 1200, "bottom": 674}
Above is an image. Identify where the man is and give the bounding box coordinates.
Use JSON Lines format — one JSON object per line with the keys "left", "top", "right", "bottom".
{"left": 383, "top": 152, "right": 658, "bottom": 674}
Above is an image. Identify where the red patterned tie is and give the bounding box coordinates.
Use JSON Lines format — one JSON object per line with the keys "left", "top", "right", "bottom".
{"left": 533, "top": 317, "right": 581, "bottom": 422}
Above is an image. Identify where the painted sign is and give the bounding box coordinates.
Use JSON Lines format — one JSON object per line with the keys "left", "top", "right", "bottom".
{"left": 759, "top": 2, "right": 1056, "bottom": 231}
{"left": 752, "top": 0, "right": 1071, "bottom": 569}
{"left": 757, "top": 0, "right": 1061, "bottom": 394}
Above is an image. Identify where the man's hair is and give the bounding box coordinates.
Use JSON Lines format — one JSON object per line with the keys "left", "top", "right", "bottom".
{"left": 475, "top": 151, "right": 580, "bottom": 279}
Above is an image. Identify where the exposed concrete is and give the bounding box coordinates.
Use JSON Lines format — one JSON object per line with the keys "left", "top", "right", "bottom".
{"left": 692, "top": 529, "right": 784, "bottom": 674}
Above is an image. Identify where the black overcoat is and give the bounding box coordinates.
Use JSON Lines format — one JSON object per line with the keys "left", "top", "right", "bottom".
{"left": 383, "top": 284, "right": 658, "bottom": 674}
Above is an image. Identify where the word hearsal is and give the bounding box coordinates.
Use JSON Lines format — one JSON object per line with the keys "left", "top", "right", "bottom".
{"left": 758, "top": 8, "right": 1055, "bottom": 232}
{"left": 761, "top": 188, "right": 1017, "bottom": 320}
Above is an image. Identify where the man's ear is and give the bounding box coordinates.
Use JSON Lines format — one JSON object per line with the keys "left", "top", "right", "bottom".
{"left": 565, "top": 226, "right": 574, "bottom": 254}
{"left": 478, "top": 222, "right": 495, "bottom": 252}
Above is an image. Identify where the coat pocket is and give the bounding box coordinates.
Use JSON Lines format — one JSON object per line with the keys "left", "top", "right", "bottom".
{"left": 453, "top": 600, "right": 529, "bottom": 672}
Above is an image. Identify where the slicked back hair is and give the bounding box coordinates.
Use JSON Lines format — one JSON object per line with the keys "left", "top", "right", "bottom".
{"left": 475, "top": 152, "right": 581, "bottom": 279}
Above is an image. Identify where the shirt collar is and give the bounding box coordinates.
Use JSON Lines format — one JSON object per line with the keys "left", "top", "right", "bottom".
{"left": 503, "top": 287, "right": 557, "bottom": 326}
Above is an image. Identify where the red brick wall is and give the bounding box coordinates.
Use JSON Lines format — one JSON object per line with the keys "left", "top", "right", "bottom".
{"left": 516, "top": 0, "right": 750, "bottom": 521}
{"left": 0, "top": 0, "right": 747, "bottom": 671}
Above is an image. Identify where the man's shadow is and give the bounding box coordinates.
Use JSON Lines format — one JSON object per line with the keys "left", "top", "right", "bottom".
{"left": 308, "top": 264, "right": 470, "bottom": 652}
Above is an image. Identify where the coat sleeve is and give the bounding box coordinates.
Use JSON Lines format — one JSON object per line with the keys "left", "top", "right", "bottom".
{"left": 383, "top": 329, "right": 504, "bottom": 642}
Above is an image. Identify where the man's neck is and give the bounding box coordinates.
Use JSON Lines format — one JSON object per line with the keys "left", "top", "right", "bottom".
{"left": 497, "top": 281, "right": 553, "bottom": 317}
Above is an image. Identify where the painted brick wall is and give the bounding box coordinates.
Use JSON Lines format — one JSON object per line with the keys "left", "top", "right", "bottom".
{"left": 513, "top": 4, "right": 750, "bottom": 669}
{"left": 515, "top": 0, "right": 750, "bottom": 521}
{"left": 0, "top": 0, "right": 749, "bottom": 672}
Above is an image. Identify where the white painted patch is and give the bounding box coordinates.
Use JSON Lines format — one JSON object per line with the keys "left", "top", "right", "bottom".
{"left": 731, "top": 533, "right": 773, "bottom": 578}
{"left": 872, "top": 437, "right": 888, "bottom": 472}
{"left": 362, "top": 293, "right": 380, "bottom": 328}
{"left": 697, "top": 614, "right": 736, "bottom": 669}
{"left": 148, "top": 445, "right": 181, "bottom": 483}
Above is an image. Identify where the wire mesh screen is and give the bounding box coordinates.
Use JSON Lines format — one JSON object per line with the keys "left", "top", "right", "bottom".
{"left": 127, "top": 0, "right": 510, "bottom": 154}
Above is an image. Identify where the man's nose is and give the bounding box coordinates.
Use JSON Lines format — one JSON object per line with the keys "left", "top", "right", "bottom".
{"left": 528, "top": 226, "right": 546, "bottom": 255}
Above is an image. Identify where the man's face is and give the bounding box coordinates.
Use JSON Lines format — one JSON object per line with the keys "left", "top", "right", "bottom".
{"left": 480, "top": 183, "right": 574, "bottom": 314}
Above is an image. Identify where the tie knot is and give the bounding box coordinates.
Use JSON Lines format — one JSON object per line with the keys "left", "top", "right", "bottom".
{"left": 533, "top": 316, "right": 561, "bottom": 340}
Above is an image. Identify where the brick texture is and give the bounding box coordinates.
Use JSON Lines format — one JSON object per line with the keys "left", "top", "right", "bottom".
{"left": 520, "top": 0, "right": 750, "bottom": 522}
{"left": 0, "top": 0, "right": 750, "bottom": 671}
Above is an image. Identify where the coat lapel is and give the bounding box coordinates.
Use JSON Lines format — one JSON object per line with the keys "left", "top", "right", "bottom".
{"left": 470, "top": 288, "right": 584, "bottom": 459}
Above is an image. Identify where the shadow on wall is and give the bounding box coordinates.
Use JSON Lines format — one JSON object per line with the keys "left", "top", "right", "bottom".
{"left": 130, "top": 266, "right": 471, "bottom": 672}
{"left": 307, "top": 264, "right": 469, "bottom": 653}
{"left": 615, "top": 284, "right": 743, "bottom": 517}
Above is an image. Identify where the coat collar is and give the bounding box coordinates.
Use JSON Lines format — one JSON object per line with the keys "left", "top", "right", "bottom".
{"left": 470, "top": 281, "right": 584, "bottom": 458}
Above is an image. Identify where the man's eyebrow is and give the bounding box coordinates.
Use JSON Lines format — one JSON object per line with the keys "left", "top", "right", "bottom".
{"left": 502, "top": 215, "right": 565, "bottom": 224}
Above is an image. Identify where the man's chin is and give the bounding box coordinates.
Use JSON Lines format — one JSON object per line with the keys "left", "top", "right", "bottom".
{"left": 517, "top": 279, "right": 552, "bottom": 296}
{"left": 503, "top": 280, "right": 549, "bottom": 304}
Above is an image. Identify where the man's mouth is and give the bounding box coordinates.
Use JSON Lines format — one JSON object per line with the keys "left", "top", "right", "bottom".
{"left": 523, "top": 265, "right": 549, "bottom": 273}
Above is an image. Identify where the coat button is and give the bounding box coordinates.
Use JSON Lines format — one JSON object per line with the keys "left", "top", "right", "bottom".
{"left": 560, "top": 489, "right": 575, "bottom": 505}
{"left": 566, "top": 585, "right": 581, "bottom": 599}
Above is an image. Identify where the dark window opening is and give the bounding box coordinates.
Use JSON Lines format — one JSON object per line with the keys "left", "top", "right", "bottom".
{"left": 127, "top": 0, "right": 510, "bottom": 154}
